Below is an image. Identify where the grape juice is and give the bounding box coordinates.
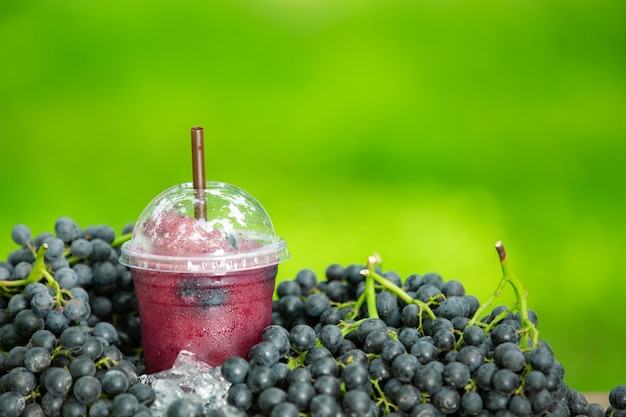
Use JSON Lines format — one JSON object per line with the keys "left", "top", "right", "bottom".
{"left": 132, "top": 265, "right": 278, "bottom": 373}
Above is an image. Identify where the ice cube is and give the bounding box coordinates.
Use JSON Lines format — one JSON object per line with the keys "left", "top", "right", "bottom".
{"left": 138, "top": 350, "right": 231, "bottom": 417}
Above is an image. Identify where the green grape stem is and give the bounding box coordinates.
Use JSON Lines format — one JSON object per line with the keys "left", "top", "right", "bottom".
{"left": 111, "top": 233, "right": 132, "bottom": 248}
{"left": 365, "top": 256, "right": 380, "bottom": 319}
{"left": 495, "top": 241, "right": 539, "bottom": 348}
{"left": 362, "top": 264, "right": 437, "bottom": 321}
{"left": 464, "top": 241, "right": 539, "bottom": 349}
{"left": 0, "top": 244, "right": 67, "bottom": 306}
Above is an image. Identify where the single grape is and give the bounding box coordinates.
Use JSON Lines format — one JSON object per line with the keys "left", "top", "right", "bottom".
{"left": 257, "top": 386, "right": 287, "bottom": 415}
{"left": 410, "top": 339, "right": 439, "bottom": 364}
{"left": 69, "top": 355, "right": 97, "bottom": 378}
{"left": 492, "top": 368, "right": 520, "bottom": 395}
{"left": 363, "top": 329, "right": 392, "bottom": 354}
{"left": 59, "top": 326, "right": 89, "bottom": 349}
{"left": 54, "top": 216, "right": 81, "bottom": 243}
{"left": 296, "top": 268, "right": 318, "bottom": 291}
{"left": 304, "top": 293, "right": 330, "bottom": 317}
{"left": 460, "top": 390, "right": 483, "bottom": 416}
{"left": 287, "top": 380, "right": 316, "bottom": 410}
{"left": 395, "top": 383, "right": 421, "bottom": 412}
{"left": 342, "top": 389, "right": 375, "bottom": 417}
{"left": 166, "top": 398, "right": 204, "bottom": 417}
{"left": 391, "top": 353, "right": 419, "bottom": 384}
{"left": 88, "top": 399, "right": 112, "bottom": 417}
{"left": 529, "top": 343, "right": 555, "bottom": 373}
{"left": 509, "top": 395, "right": 532, "bottom": 416}
{"left": 269, "top": 401, "right": 300, "bottom": 417}
{"left": 111, "top": 392, "right": 139, "bottom": 417}
{"left": 276, "top": 280, "right": 302, "bottom": 298}
{"left": 246, "top": 365, "right": 276, "bottom": 394}
{"left": 100, "top": 369, "right": 130, "bottom": 396}
{"left": 128, "top": 382, "right": 156, "bottom": 406}
{"left": 23, "top": 346, "right": 51, "bottom": 373}
{"left": 41, "top": 392, "right": 64, "bottom": 417}
{"left": 443, "top": 361, "right": 471, "bottom": 389}
{"left": 289, "top": 324, "right": 316, "bottom": 352}
{"left": 69, "top": 238, "right": 93, "bottom": 258}
{"left": 92, "top": 321, "right": 119, "bottom": 345}
{"left": 44, "top": 310, "right": 69, "bottom": 335}
{"left": 368, "top": 357, "right": 392, "bottom": 383}
{"left": 43, "top": 237, "right": 65, "bottom": 260}
{"left": 62, "top": 298, "right": 91, "bottom": 322}
{"left": 43, "top": 367, "right": 73, "bottom": 396}
{"left": 226, "top": 383, "right": 253, "bottom": 410}
{"left": 414, "top": 365, "right": 443, "bottom": 396}
{"left": 11, "top": 224, "right": 32, "bottom": 247}
{"left": 72, "top": 263, "right": 93, "bottom": 286}
{"left": 14, "top": 309, "right": 45, "bottom": 338}
{"left": 310, "top": 355, "right": 339, "bottom": 378}
{"left": 30, "top": 329, "right": 57, "bottom": 352}
{"left": 323, "top": 264, "right": 344, "bottom": 282}
{"left": 0, "top": 390, "right": 26, "bottom": 417}
{"left": 341, "top": 363, "right": 370, "bottom": 391}
{"left": 248, "top": 341, "right": 281, "bottom": 367}
{"left": 62, "top": 398, "right": 87, "bottom": 417}
{"left": 21, "top": 402, "right": 45, "bottom": 417}
{"left": 72, "top": 375, "right": 102, "bottom": 404}
{"left": 610, "top": 385, "right": 626, "bottom": 410}
{"left": 221, "top": 357, "right": 250, "bottom": 384}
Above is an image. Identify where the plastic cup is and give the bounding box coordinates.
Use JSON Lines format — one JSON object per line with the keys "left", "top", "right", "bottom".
{"left": 119, "top": 182, "right": 289, "bottom": 373}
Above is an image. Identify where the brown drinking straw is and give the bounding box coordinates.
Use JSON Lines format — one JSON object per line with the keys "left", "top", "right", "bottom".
{"left": 191, "top": 126, "right": 207, "bottom": 220}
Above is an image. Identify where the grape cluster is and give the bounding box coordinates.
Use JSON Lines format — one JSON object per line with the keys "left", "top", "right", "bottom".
{"left": 2, "top": 218, "right": 624, "bottom": 417}
{"left": 1, "top": 218, "right": 155, "bottom": 417}
{"left": 214, "top": 253, "right": 619, "bottom": 417}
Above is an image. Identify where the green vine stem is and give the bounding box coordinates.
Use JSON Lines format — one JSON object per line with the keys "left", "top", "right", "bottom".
{"left": 361, "top": 257, "right": 437, "bottom": 321}
{"left": 464, "top": 241, "right": 539, "bottom": 349}
{"left": 364, "top": 256, "right": 380, "bottom": 319}
{"left": 0, "top": 244, "right": 69, "bottom": 306}
{"left": 111, "top": 233, "right": 132, "bottom": 248}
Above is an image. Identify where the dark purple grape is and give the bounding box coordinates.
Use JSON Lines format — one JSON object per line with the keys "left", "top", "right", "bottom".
{"left": 101, "top": 369, "right": 129, "bottom": 396}
{"left": 23, "top": 346, "right": 51, "bottom": 373}
{"left": 342, "top": 389, "right": 375, "bottom": 417}
{"left": 248, "top": 341, "right": 281, "bottom": 367}
{"left": 432, "top": 386, "right": 461, "bottom": 414}
{"left": 165, "top": 398, "right": 204, "bottom": 417}
{"left": 460, "top": 391, "right": 483, "bottom": 416}
{"left": 443, "top": 361, "right": 471, "bottom": 389}
{"left": 221, "top": 357, "right": 250, "bottom": 384}
{"left": 287, "top": 381, "right": 315, "bottom": 411}
{"left": 313, "top": 375, "right": 341, "bottom": 397}
{"left": 295, "top": 268, "right": 318, "bottom": 292}
{"left": 62, "top": 398, "right": 87, "bottom": 417}
{"left": 246, "top": 365, "right": 276, "bottom": 394}
{"left": 492, "top": 368, "right": 520, "bottom": 395}
{"left": 128, "top": 383, "right": 156, "bottom": 407}
{"left": 395, "top": 383, "right": 421, "bottom": 412}
{"left": 227, "top": 383, "right": 253, "bottom": 410}
{"left": 414, "top": 366, "right": 443, "bottom": 395}
{"left": 310, "top": 355, "right": 339, "bottom": 378}
{"left": 112, "top": 392, "right": 139, "bottom": 417}
{"left": 43, "top": 367, "right": 73, "bottom": 396}
{"left": 326, "top": 264, "right": 344, "bottom": 281}
{"left": 391, "top": 353, "right": 419, "bottom": 383}
{"left": 341, "top": 363, "right": 370, "bottom": 391}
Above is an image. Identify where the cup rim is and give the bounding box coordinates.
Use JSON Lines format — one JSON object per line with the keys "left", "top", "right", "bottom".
{"left": 118, "top": 237, "right": 289, "bottom": 273}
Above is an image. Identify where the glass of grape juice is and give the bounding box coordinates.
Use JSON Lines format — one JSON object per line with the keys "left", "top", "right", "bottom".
{"left": 119, "top": 182, "right": 289, "bottom": 374}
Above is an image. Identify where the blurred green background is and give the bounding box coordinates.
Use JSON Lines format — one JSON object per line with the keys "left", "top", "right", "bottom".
{"left": 1, "top": 0, "right": 625, "bottom": 391}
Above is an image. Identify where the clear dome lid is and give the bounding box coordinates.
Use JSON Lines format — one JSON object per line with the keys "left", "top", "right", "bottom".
{"left": 119, "top": 182, "right": 289, "bottom": 273}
